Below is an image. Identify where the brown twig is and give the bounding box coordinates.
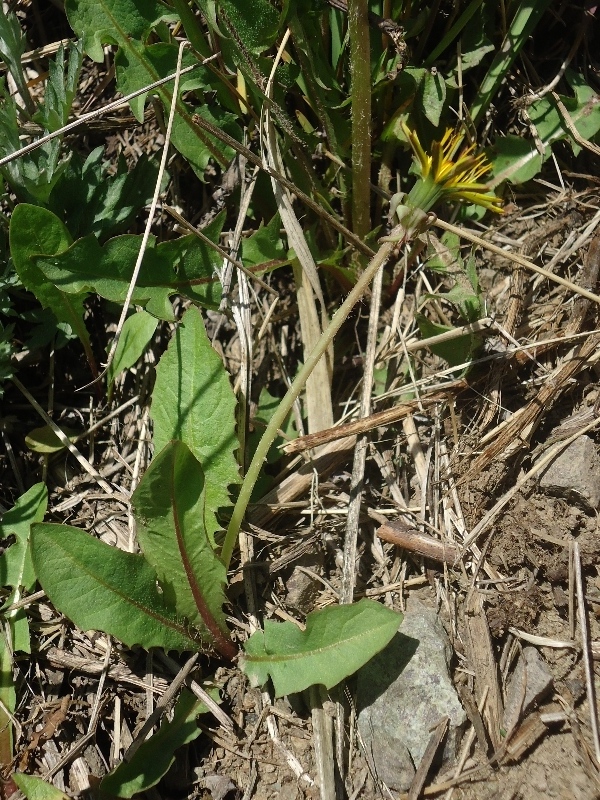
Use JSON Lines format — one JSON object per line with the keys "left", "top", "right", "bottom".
{"left": 376, "top": 520, "right": 460, "bottom": 564}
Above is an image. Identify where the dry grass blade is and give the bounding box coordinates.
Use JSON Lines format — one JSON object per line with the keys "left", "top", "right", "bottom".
{"left": 464, "top": 590, "right": 504, "bottom": 750}
{"left": 471, "top": 226, "right": 600, "bottom": 471}
{"left": 248, "top": 436, "right": 357, "bottom": 527}
{"left": 468, "top": 331, "right": 600, "bottom": 476}
{"left": 263, "top": 30, "right": 333, "bottom": 434}
{"left": 309, "top": 686, "right": 336, "bottom": 800}
{"left": 435, "top": 218, "right": 600, "bottom": 306}
{"left": 408, "top": 716, "right": 449, "bottom": 800}
{"left": 573, "top": 541, "right": 600, "bottom": 764}
{"left": 11, "top": 376, "right": 114, "bottom": 495}
{"left": 123, "top": 653, "right": 199, "bottom": 761}
{"left": 341, "top": 265, "right": 384, "bottom": 604}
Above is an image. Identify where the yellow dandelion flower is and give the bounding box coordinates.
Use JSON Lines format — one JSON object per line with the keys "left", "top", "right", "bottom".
{"left": 401, "top": 122, "right": 503, "bottom": 214}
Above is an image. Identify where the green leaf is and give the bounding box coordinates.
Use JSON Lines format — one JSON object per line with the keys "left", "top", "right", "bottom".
{"left": 489, "top": 134, "right": 544, "bottom": 185}
{"left": 195, "top": 0, "right": 281, "bottom": 57}
{"left": 25, "top": 425, "right": 80, "bottom": 454}
{"left": 48, "top": 147, "right": 161, "bottom": 241}
{"left": 217, "top": 0, "right": 281, "bottom": 54}
{"left": 32, "top": 231, "right": 222, "bottom": 322}
{"left": 107, "top": 310, "right": 158, "bottom": 393}
{"left": 241, "top": 599, "right": 401, "bottom": 698}
{"left": 101, "top": 688, "right": 215, "bottom": 798}
{"left": 416, "top": 315, "right": 476, "bottom": 368}
{"left": 34, "top": 41, "right": 83, "bottom": 133}
{"left": 470, "top": 0, "right": 554, "bottom": 126}
{"left": 0, "top": 39, "right": 81, "bottom": 202}
{"left": 240, "top": 213, "right": 287, "bottom": 271}
{"left": 0, "top": 99, "right": 61, "bottom": 204}
{"left": 114, "top": 41, "right": 206, "bottom": 124}
{"left": 170, "top": 103, "right": 241, "bottom": 180}
{"left": 65, "top": 0, "right": 167, "bottom": 63}
{"left": 426, "top": 231, "right": 462, "bottom": 273}
{"left": 12, "top": 774, "right": 69, "bottom": 800}
{"left": 151, "top": 308, "right": 240, "bottom": 541}
{"left": 9, "top": 205, "right": 94, "bottom": 365}
{"left": 30, "top": 524, "right": 199, "bottom": 652}
{"left": 0, "top": 11, "right": 34, "bottom": 115}
{"left": 420, "top": 70, "right": 446, "bottom": 128}
{"left": 132, "top": 441, "right": 235, "bottom": 659}
{"left": 66, "top": 0, "right": 235, "bottom": 176}
{"left": 0, "top": 483, "right": 47, "bottom": 653}
{"left": 528, "top": 74, "right": 600, "bottom": 152}
{"left": 490, "top": 74, "right": 600, "bottom": 186}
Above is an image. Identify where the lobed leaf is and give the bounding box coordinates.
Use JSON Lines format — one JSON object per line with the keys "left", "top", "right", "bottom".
{"left": 34, "top": 41, "right": 83, "bottom": 133}
{"left": 30, "top": 524, "right": 199, "bottom": 652}
{"left": 66, "top": 0, "right": 236, "bottom": 177}
{"left": 33, "top": 230, "right": 222, "bottom": 321}
{"left": 65, "top": 0, "right": 167, "bottom": 63}
{"left": 241, "top": 599, "right": 401, "bottom": 698}
{"left": 48, "top": 147, "right": 161, "bottom": 241}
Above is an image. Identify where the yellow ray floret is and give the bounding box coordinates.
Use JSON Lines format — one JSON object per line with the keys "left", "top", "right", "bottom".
{"left": 402, "top": 122, "right": 503, "bottom": 214}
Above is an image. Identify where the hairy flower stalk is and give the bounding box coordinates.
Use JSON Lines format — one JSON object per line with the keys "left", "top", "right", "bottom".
{"left": 221, "top": 124, "right": 502, "bottom": 568}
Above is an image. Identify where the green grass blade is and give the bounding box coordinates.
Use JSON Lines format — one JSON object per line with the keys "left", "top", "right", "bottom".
{"left": 470, "top": 0, "right": 553, "bottom": 126}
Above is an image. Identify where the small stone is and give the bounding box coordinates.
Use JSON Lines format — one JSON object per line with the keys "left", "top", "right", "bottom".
{"left": 285, "top": 553, "right": 324, "bottom": 613}
{"left": 357, "top": 601, "right": 466, "bottom": 792}
{"left": 202, "top": 775, "right": 237, "bottom": 800}
{"left": 538, "top": 435, "right": 600, "bottom": 509}
{"left": 503, "top": 647, "right": 553, "bottom": 732}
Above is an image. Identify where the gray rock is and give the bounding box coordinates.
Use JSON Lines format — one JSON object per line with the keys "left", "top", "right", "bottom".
{"left": 538, "top": 435, "right": 600, "bottom": 509}
{"left": 357, "top": 601, "right": 466, "bottom": 792}
{"left": 503, "top": 647, "right": 554, "bottom": 733}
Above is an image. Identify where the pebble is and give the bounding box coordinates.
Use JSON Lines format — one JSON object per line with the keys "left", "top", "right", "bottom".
{"left": 356, "top": 600, "right": 466, "bottom": 791}
{"left": 538, "top": 435, "right": 600, "bottom": 509}
{"left": 503, "top": 646, "right": 554, "bottom": 734}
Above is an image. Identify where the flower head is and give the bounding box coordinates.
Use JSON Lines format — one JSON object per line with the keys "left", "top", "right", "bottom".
{"left": 401, "top": 122, "right": 502, "bottom": 214}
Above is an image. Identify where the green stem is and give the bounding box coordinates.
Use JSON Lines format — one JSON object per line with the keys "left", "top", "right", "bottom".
{"left": 221, "top": 221, "right": 412, "bottom": 570}
{"left": 348, "top": 0, "right": 372, "bottom": 238}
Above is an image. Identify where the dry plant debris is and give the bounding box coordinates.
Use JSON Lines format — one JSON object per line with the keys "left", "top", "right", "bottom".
{"left": 0, "top": 2, "right": 600, "bottom": 800}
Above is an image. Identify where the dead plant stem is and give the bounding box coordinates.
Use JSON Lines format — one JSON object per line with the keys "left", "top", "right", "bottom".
{"left": 435, "top": 218, "right": 600, "bottom": 306}
{"left": 221, "top": 222, "right": 418, "bottom": 569}
{"left": 340, "top": 265, "right": 384, "bottom": 604}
